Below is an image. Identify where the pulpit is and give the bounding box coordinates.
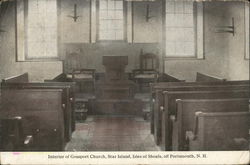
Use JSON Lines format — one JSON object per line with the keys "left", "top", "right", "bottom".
{"left": 91, "top": 56, "right": 142, "bottom": 116}
{"left": 96, "top": 56, "right": 135, "bottom": 99}
{"left": 103, "top": 56, "right": 128, "bottom": 81}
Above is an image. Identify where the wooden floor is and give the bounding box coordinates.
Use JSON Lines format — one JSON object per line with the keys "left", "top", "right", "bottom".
{"left": 65, "top": 116, "right": 160, "bottom": 151}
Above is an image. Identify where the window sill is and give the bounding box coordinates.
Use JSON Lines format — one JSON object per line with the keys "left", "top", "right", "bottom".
{"left": 17, "top": 58, "right": 63, "bottom": 62}
{"left": 164, "top": 57, "right": 205, "bottom": 60}
{"left": 96, "top": 40, "right": 127, "bottom": 44}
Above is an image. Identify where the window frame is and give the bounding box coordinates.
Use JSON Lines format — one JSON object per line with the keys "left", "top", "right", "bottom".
{"left": 16, "top": 0, "right": 60, "bottom": 62}
{"left": 245, "top": 2, "right": 249, "bottom": 60}
{"left": 163, "top": 1, "right": 204, "bottom": 60}
{"left": 96, "top": 0, "right": 127, "bottom": 42}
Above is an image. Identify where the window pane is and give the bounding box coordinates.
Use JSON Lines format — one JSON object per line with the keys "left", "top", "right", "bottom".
{"left": 108, "top": 0, "right": 115, "bottom": 10}
{"left": 115, "top": 30, "right": 123, "bottom": 40}
{"left": 175, "top": 1, "right": 184, "bottom": 14}
{"left": 115, "top": 10, "right": 123, "bottom": 19}
{"left": 115, "top": 0, "right": 123, "bottom": 10}
{"left": 27, "top": 0, "right": 57, "bottom": 58}
{"left": 165, "top": 0, "right": 195, "bottom": 57}
{"left": 107, "top": 10, "right": 115, "bottom": 19}
{"left": 100, "top": 0, "right": 107, "bottom": 9}
{"left": 99, "top": 0, "right": 124, "bottom": 40}
{"left": 165, "top": 1, "right": 175, "bottom": 13}
{"left": 184, "top": 1, "right": 193, "bottom": 14}
{"left": 99, "top": 10, "right": 108, "bottom": 19}
{"left": 165, "top": 14, "right": 175, "bottom": 27}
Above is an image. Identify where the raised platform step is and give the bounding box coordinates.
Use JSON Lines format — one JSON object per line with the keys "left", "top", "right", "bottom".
{"left": 90, "top": 99, "right": 143, "bottom": 116}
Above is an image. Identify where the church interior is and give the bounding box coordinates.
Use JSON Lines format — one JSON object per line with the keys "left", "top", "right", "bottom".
{"left": 0, "top": 0, "right": 249, "bottom": 151}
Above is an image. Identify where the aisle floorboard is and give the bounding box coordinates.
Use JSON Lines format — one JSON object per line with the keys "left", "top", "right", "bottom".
{"left": 65, "top": 116, "right": 160, "bottom": 151}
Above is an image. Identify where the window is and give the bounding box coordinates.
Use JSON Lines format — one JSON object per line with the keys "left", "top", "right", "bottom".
{"left": 98, "top": 0, "right": 124, "bottom": 41}
{"left": 26, "top": 0, "right": 57, "bottom": 59}
{"left": 26, "top": 0, "right": 58, "bottom": 59}
{"left": 165, "top": 1, "right": 203, "bottom": 58}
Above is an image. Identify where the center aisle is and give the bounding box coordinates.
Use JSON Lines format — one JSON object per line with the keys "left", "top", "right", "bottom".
{"left": 65, "top": 116, "right": 160, "bottom": 151}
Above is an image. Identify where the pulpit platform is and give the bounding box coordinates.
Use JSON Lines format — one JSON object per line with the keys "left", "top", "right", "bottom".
{"left": 91, "top": 56, "right": 143, "bottom": 116}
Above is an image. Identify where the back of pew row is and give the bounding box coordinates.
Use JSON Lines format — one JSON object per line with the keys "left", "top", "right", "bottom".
{"left": 158, "top": 73, "right": 185, "bottom": 82}
{"left": 172, "top": 98, "right": 249, "bottom": 151}
{"left": 1, "top": 82, "right": 76, "bottom": 142}
{"left": 186, "top": 111, "right": 250, "bottom": 151}
{"left": 152, "top": 84, "right": 249, "bottom": 145}
{"left": 150, "top": 73, "right": 184, "bottom": 134}
{"left": 150, "top": 80, "right": 249, "bottom": 90}
{"left": 196, "top": 72, "right": 226, "bottom": 82}
{"left": 0, "top": 89, "right": 65, "bottom": 151}
{"left": 1, "top": 73, "right": 29, "bottom": 83}
{"left": 161, "top": 89, "right": 250, "bottom": 151}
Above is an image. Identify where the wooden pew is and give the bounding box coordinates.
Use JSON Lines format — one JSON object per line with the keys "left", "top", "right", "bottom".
{"left": 0, "top": 116, "right": 34, "bottom": 151}
{"left": 151, "top": 83, "right": 249, "bottom": 145}
{"left": 151, "top": 80, "right": 249, "bottom": 89}
{"left": 149, "top": 80, "right": 249, "bottom": 137}
{"left": 44, "top": 79, "right": 76, "bottom": 132}
{"left": 150, "top": 73, "right": 184, "bottom": 134}
{"left": 186, "top": 111, "right": 250, "bottom": 151}
{"left": 172, "top": 98, "right": 249, "bottom": 151}
{"left": 0, "top": 89, "right": 65, "bottom": 151}
{"left": 45, "top": 73, "right": 73, "bottom": 82}
{"left": 1, "top": 82, "right": 75, "bottom": 142}
{"left": 161, "top": 89, "right": 249, "bottom": 151}
{"left": 196, "top": 72, "right": 226, "bottom": 82}
{"left": 158, "top": 73, "right": 185, "bottom": 82}
{"left": 2, "top": 73, "right": 29, "bottom": 83}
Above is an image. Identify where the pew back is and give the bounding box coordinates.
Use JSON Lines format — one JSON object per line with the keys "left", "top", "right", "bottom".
{"left": 150, "top": 73, "right": 184, "bottom": 134}
{"left": 196, "top": 72, "right": 226, "bottom": 82}
{"left": 1, "top": 82, "right": 74, "bottom": 142}
{"left": 2, "top": 73, "right": 29, "bottom": 83}
{"left": 161, "top": 90, "right": 249, "bottom": 151}
{"left": 172, "top": 98, "right": 249, "bottom": 151}
{"left": 158, "top": 73, "right": 185, "bottom": 82}
{"left": 152, "top": 84, "right": 249, "bottom": 145}
{"left": 151, "top": 80, "right": 249, "bottom": 90}
{"left": 188, "top": 112, "right": 250, "bottom": 151}
{"left": 0, "top": 89, "right": 65, "bottom": 151}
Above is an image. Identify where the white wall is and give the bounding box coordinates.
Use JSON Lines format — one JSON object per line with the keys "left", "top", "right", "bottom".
{"left": 0, "top": 2, "right": 63, "bottom": 81}
{"left": 164, "top": 1, "right": 249, "bottom": 81}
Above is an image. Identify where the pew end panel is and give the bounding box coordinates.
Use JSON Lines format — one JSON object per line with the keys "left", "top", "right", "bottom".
{"left": 1, "top": 73, "right": 29, "bottom": 83}
{"left": 196, "top": 72, "right": 226, "bottom": 82}
{"left": 0, "top": 116, "right": 34, "bottom": 151}
{"left": 158, "top": 73, "right": 185, "bottom": 82}
{"left": 153, "top": 90, "right": 164, "bottom": 146}
{"left": 187, "top": 112, "right": 250, "bottom": 151}
{"left": 172, "top": 98, "right": 249, "bottom": 151}
{"left": 0, "top": 89, "right": 65, "bottom": 151}
{"left": 1, "top": 82, "right": 76, "bottom": 141}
